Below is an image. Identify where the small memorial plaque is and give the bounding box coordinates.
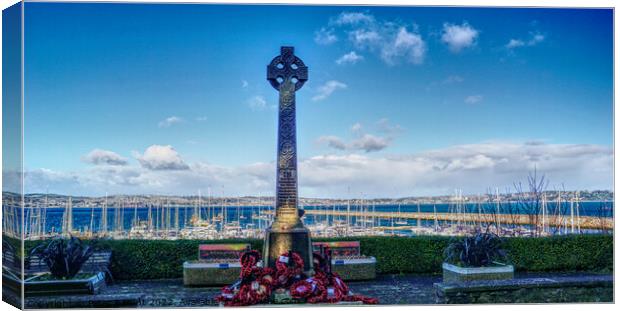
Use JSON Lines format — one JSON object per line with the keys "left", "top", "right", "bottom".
{"left": 312, "top": 241, "right": 361, "bottom": 258}
{"left": 198, "top": 244, "right": 250, "bottom": 261}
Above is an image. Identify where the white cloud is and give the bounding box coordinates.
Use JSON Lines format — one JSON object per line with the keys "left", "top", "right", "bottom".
{"left": 318, "top": 120, "right": 400, "bottom": 153}
{"left": 332, "top": 12, "right": 375, "bottom": 26}
{"left": 314, "top": 27, "right": 338, "bottom": 45}
{"left": 350, "top": 122, "right": 363, "bottom": 134}
{"left": 247, "top": 95, "right": 267, "bottom": 110}
{"left": 196, "top": 116, "right": 208, "bottom": 122}
{"left": 23, "top": 161, "right": 277, "bottom": 197}
{"left": 464, "top": 95, "right": 483, "bottom": 104}
{"left": 158, "top": 116, "right": 183, "bottom": 128}
{"left": 350, "top": 134, "right": 390, "bottom": 152}
{"left": 376, "top": 118, "right": 403, "bottom": 135}
{"left": 441, "top": 22, "right": 479, "bottom": 53}
{"left": 529, "top": 33, "right": 545, "bottom": 45}
{"left": 317, "top": 136, "right": 348, "bottom": 150}
{"left": 298, "top": 142, "right": 613, "bottom": 197}
{"left": 312, "top": 80, "right": 347, "bottom": 101}
{"left": 23, "top": 142, "right": 612, "bottom": 198}
{"left": 319, "top": 12, "right": 427, "bottom": 66}
{"left": 241, "top": 80, "right": 249, "bottom": 88}
{"left": 381, "top": 27, "right": 427, "bottom": 65}
{"left": 336, "top": 51, "right": 364, "bottom": 65}
{"left": 134, "top": 145, "right": 189, "bottom": 170}
{"left": 506, "top": 32, "right": 545, "bottom": 50}
{"left": 317, "top": 134, "right": 388, "bottom": 153}
{"left": 506, "top": 39, "right": 525, "bottom": 49}
{"left": 349, "top": 28, "right": 382, "bottom": 47}
{"left": 442, "top": 75, "right": 464, "bottom": 84}
{"left": 82, "top": 149, "right": 128, "bottom": 166}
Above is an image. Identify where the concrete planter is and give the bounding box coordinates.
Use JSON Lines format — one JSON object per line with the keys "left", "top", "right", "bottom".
{"left": 24, "top": 271, "right": 106, "bottom": 296}
{"left": 332, "top": 257, "right": 377, "bottom": 281}
{"left": 442, "top": 262, "right": 513, "bottom": 283}
{"left": 183, "top": 261, "right": 241, "bottom": 286}
{"left": 183, "top": 257, "right": 377, "bottom": 287}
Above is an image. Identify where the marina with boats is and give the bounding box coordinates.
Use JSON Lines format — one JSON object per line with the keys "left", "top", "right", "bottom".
{"left": 2, "top": 190, "right": 613, "bottom": 241}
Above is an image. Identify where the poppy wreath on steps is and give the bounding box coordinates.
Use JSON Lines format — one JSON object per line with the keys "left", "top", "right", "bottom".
{"left": 216, "top": 249, "right": 378, "bottom": 306}
{"left": 216, "top": 250, "right": 274, "bottom": 306}
{"left": 274, "top": 251, "right": 306, "bottom": 287}
{"left": 290, "top": 275, "right": 325, "bottom": 300}
{"left": 310, "top": 246, "right": 378, "bottom": 305}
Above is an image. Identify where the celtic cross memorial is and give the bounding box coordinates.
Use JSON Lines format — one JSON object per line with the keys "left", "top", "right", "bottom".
{"left": 263, "top": 46, "right": 313, "bottom": 272}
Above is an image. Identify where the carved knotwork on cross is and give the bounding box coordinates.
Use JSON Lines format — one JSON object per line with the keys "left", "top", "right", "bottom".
{"left": 267, "top": 46, "right": 309, "bottom": 224}
{"left": 267, "top": 46, "right": 308, "bottom": 91}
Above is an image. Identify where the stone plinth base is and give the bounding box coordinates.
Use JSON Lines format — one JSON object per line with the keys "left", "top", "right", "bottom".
{"left": 271, "top": 289, "right": 302, "bottom": 304}
{"left": 442, "top": 263, "right": 513, "bottom": 283}
{"left": 183, "top": 261, "right": 241, "bottom": 286}
{"left": 263, "top": 226, "right": 313, "bottom": 272}
{"left": 332, "top": 257, "right": 377, "bottom": 281}
{"left": 434, "top": 275, "right": 613, "bottom": 304}
{"left": 266, "top": 289, "right": 364, "bottom": 305}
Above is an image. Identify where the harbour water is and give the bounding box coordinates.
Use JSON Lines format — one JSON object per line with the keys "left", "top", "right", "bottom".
{"left": 11, "top": 201, "right": 614, "bottom": 239}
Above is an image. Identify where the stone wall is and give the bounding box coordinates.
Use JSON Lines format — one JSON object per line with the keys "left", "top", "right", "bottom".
{"left": 434, "top": 275, "right": 613, "bottom": 304}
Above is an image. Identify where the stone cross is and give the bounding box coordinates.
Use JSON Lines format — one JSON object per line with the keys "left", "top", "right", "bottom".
{"left": 267, "top": 46, "right": 308, "bottom": 225}
{"left": 263, "top": 46, "right": 313, "bottom": 272}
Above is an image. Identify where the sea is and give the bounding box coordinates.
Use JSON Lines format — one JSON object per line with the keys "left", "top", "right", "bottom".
{"left": 18, "top": 201, "right": 614, "bottom": 236}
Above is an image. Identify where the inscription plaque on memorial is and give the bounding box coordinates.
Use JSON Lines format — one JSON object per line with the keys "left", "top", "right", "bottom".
{"left": 263, "top": 46, "right": 313, "bottom": 272}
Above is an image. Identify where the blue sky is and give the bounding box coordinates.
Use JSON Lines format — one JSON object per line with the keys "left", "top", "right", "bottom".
{"left": 19, "top": 3, "right": 613, "bottom": 197}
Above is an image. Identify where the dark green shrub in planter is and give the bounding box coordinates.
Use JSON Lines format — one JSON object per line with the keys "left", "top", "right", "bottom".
{"left": 444, "top": 232, "right": 507, "bottom": 267}
{"left": 30, "top": 236, "right": 94, "bottom": 279}
{"left": 24, "top": 236, "right": 107, "bottom": 296}
{"left": 443, "top": 233, "right": 513, "bottom": 282}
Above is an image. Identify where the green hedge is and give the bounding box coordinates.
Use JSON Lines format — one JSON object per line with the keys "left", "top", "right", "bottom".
{"left": 504, "top": 235, "right": 613, "bottom": 272}
{"left": 354, "top": 235, "right": 613, "bottom": 275}
{"left": 22, "top": 234, "right": 612, "bottom": 280}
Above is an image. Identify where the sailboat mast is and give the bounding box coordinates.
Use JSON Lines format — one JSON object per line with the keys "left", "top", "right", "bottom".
{"left": 542, "top": 193, "right": 547, "bottom": 235}
{"left": 167, "top": 199, "right": 171, "bottom": 233}
{"left": 417, "top": 202, "right": 421, "bottom": 229}
{"left": 89, "top": 202, "right": 95, "bottom": 237}
{"left": 68, "top": 196, "right": 73, "bottom": 235}
{"left": 346, "top": 187, "right": 351, "bottom": 234}
{"left": 42, "top": 193, "right": 48, "bottom": 237}
{"left": 570, "top": 194, "right": 575, "bottom": 233}
{"left": 477, "top": 199, "right": 482, "bottom": 229}
{"left": 175, "top": 202, "right": 180, "bottom": 233}
{"left": 148, "top": 202, "right": 153, "bottom": 231}
{"left": 102, "top": 193, "right": 108, "bottom": 236}
{"left": 258, "top": 193, "right": 262, "bottom": 231}
{"left": 198, "top": 190, "right": 202, "bottom": 221}
{"left": 575, "top": 192, "right": 581, "bottom": 233}
{"left": 372, "top": 202, "right": 376, "bottom": 229}
{"left": 208, "top": 187, "right": 212, "bottom": 224}
{"left": 495, "top": 188, "right": 500, "bottom": 235}
{"left": 237, "top": 197, "right": 240, "bottom": 224}
{"left": 133, "top": 197, "right": 138, "bottom": 227}
{"left": 557, "top": 191, "right": 562, "bottom": 232}
{"left": 433, "top": 204, "right": 438, "bottom": 231}
{"left": 120, "top": 199, "right": 124, "bottom": 236}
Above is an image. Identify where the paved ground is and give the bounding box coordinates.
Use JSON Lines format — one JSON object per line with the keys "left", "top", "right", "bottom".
{"left": 128, "top": 274, "right": 442, "bottom": 307}
{"left": 12, "top": 272, "right": 610, "bottom": 308}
